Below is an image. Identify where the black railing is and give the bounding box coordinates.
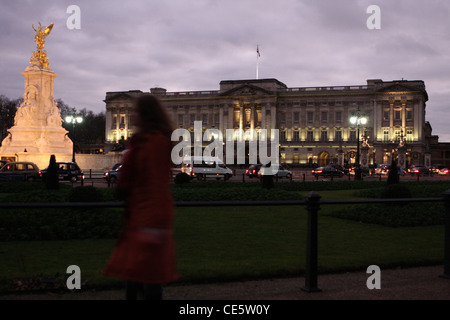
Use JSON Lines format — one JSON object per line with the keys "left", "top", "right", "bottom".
{"left": 1, "top": 190, "right": 449, "bottom": 292}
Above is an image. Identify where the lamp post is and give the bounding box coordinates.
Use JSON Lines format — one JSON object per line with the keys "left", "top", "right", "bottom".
{"left": 350, "top": 107, "right": 367, "bottom": 181}
{"left": 65, "top": 115, "right": 83, "bottom": 162}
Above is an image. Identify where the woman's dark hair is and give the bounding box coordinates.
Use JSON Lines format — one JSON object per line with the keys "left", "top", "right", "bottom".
{"left": 134, "top": 95, "right": 175, "bottom": 138}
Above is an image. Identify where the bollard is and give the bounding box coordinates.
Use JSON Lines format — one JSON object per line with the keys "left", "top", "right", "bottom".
{"left": 441, "top": 189, "right": 450, "bottom": 279}
{"left": 303, "top": 173, "right": 306, "bottom": 182}
{"left": 301, "top": 191, "right": 322, "bottom": 292}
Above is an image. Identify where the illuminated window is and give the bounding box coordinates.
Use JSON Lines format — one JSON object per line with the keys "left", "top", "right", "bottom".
{"left": 406, "top": 129, "right": 413, "bottom": 142}
{"left": 384, "top": 129, "right": 389, "bottom": 142}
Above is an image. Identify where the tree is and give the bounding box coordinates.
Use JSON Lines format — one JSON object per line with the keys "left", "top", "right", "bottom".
{"left": 58, "top": 102, "right": 105, "bottom": 146}
{"left": 0, "top": 95, "right": 20, "bottom": 144}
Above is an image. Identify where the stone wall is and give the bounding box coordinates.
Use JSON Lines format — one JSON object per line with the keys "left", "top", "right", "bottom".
{"left": 1, "top": 152, "right": 123, "bottom": 171}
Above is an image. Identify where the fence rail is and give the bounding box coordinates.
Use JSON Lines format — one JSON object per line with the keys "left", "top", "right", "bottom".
{"left": 1, "top": 190, "right": 449, "bottom": 292}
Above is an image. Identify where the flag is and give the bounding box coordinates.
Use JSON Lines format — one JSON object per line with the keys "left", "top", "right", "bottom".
{"left": 257, "top": 45, "right": 260, "bottom": 57}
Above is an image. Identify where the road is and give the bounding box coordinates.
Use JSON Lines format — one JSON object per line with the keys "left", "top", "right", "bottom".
{"left": 72, "top": 168, "right": 450, "bottom": 189}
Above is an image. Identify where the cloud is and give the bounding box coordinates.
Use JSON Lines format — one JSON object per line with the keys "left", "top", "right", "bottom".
{"left": 1, "top": 0, "right": 450, "bottom": 141}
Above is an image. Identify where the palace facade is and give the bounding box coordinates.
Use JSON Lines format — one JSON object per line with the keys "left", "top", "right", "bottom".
{"left": 104, "top": 78, "right": 435, "bottom": 168}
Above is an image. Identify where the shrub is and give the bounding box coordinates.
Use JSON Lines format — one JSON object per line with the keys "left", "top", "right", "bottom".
{"left": 67, "top": 186, "right": 104, "bottom": 202}
{"left": 380, "top": 184, "right": 412, "bottom": 199}
{"left": 174, "top": 172, "right": 191, "bottom": 184}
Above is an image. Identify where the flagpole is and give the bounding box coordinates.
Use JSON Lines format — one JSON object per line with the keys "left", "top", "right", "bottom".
{"left": 256, "top": 45, "right": 260, "bottom": 80}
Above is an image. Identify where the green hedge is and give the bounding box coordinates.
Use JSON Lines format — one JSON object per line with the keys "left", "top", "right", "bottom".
{"left": 325, "top": 182, "right": 449, "bottom": 227}
{"left": 1, "top": 180, "right": 449, "bottom": 240}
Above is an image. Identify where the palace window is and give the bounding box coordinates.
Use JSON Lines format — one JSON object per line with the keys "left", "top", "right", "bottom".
{"left": 383, "top": 129, "right": 389, "bottom": 142}
{"left": 407, "top": 109, "right": 413, "bottom": 121}
{"left": 321, "top": 111, "right": 328, "bottom": 122}
{"left": 335, "top": 130, "right": 342, "bottom": 142}
{"left": 293, "top": 112, "right": 300, "bottom": 124}
{"left": 406, "top": 129, "right": 413, "bottom": 142}
{"left": 335, "top": 111, "right": 342, "bottom": 123}
{"left": 307, "top": 111, "right": 314, "bottom": 123}
{"left": 320, "top": 130, "right": 328, "bottom": 142}
{"left": 306, "top": 130, "right": 314, "bottom": 142}
{"left": 349, "top": 130, "right": 356, "bottom": 142}
{"left": 394, "top": 129, "right": 401, "bottom": 141}
{"left": 293, "top": 131, "right": 300, "bottom": 142}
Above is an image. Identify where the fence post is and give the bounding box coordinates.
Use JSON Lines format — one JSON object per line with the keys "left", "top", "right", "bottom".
{"left": 441, "top": 189, "right": 450, "bottom": 279}
{"left": 301, "top": 191, "right": 322, "bottom": 292}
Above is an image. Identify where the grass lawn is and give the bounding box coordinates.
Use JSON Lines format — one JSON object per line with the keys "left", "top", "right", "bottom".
{"left": 0, "top": 199, "right": 444, "bottom": 292}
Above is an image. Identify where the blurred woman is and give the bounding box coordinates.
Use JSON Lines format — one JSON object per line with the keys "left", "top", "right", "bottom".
{"left": 103, "top": 95, "right": 178, "bottom": 300}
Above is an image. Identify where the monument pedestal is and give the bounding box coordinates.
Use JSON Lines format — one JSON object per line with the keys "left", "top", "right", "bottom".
{"left": 0, "top": 66, "right": 73, "bottom": 168}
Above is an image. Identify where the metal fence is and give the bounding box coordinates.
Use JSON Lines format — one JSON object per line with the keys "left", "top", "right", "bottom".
{"left": 1, "top": 189, "right": 449, "bottom": 292}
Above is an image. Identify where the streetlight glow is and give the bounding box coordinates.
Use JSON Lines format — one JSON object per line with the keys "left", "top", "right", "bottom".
{"left": 349, "top": 107, "right": 368, "bottom": 181}
{"left": 65, "top": 114, "right": 84, "bottom": 162}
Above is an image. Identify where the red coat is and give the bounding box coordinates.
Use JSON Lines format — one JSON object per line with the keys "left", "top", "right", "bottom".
{"left": 103, "top": 132, "right": 178, "bottom": 284}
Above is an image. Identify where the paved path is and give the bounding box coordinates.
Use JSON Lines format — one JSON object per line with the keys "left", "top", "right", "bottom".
{"left": 2, "top": 265, "right": 449, "bottom": 300}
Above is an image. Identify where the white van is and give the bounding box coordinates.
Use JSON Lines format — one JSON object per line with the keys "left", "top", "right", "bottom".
{"left": 181, "top": 156, "right": 233, "bottom": 181}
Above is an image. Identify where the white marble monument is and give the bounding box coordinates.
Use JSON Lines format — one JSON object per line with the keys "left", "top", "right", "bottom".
{"left": 0, "top": 23, "right": 73, "bottom": 168}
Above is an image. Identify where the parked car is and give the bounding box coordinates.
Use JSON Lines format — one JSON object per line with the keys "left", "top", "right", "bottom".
{"left": 430, "top": 164, "right": 447, "bottom": 174}
{"left": 0, "top": 160, "right": 9, "bottom": 168}
{"left": 407, "top": 165, "right": 432, "bottom": 175}
{"left": 374, "top": 164, "right": 390, "bottom": 175}
{"left": 348, "top": 166, "right": 370, "bottom": 176}
{"left": 438, "top": 168, "right": 449, "bottom": 175}
{"left": 329, "top": 164, "right": 349, "bottom": 175}
{"left": 104, "top": 163, "right": 122, "bottom": 183}
{"left": 0, "top": 161, "right": 42, "bottom": 182}
{"left": 245, "top": 164, "right": 262, "bottom": 178}
{"left": 41, "top": 162, "right": 84, "bottom": 182}
{"left": 181, "top": 156, "right": 233, "bottom": 181}
{"left": 258, "top": 163, "right": 292, "bottom": 178}
{"left": 312, "top": 166, "right": 344, "bottom": 178}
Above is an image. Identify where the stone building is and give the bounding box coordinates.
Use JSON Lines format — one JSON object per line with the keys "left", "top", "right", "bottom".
{"left": 104, "top": 78, "right": 434, "bottom": 168}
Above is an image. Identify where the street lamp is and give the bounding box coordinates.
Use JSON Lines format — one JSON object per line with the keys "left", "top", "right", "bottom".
{"left": 350, "top": 107, "right": 367, "bottom": 181}
{"left": 65, "top": 115, "right": 83, "bottom": 162}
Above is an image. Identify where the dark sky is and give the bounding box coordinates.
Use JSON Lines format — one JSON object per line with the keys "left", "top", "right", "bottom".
{"left": 1, "top": 0, "right": 450, "bottom": 141}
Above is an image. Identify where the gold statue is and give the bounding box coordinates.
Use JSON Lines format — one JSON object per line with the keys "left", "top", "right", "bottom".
{"left": 30, "top": 22, "right": 54, "bottom": 69}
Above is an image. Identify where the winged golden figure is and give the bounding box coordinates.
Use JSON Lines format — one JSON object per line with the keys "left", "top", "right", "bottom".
{"left": 30, "top": 22, "right": 54, "bottom": 68}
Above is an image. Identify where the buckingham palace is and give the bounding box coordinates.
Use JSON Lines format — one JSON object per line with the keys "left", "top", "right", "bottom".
{"left": 104, "top": 78, "right": 435, "bottom": 168}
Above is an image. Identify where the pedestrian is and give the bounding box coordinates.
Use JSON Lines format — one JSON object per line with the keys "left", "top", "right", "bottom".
{"left": 103, "top": 95, "right": 178, "bottom": 300}
{"left": 45, "top": 154, "right": 59, "bottom": 190}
